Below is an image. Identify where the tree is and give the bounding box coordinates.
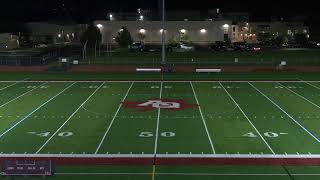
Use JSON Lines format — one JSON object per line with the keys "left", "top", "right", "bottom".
{"left": 257, "top": 33, "right": 271, "bottom": 43}
{"left": 272, "top": 35, "right": 288, "bottom": 47}
{"left": 294, "top": 33, "right": 308, "bottom": 45}
{"left": 115, "top": 27, "right": 132, "bottom": 48}
{"left": 137, "top": 33, "right": 146, "bottom": 42}
{"left": 168, "top": 36, "right": 177, "bottom": 46}
{"left": 80, "top": 23, "right": 102, "bottom": 48}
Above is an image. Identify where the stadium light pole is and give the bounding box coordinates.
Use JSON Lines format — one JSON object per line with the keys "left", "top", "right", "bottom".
{"left": 161, "top": 0, "right": 166, "bottom": 65}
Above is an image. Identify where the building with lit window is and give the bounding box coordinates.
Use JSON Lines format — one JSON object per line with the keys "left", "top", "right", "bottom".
{"left": 94, "top": 20, "right": 232, "bottom": 44}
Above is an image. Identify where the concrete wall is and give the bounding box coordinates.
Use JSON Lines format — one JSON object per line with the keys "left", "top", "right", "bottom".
{"left": 94, "top": 20, "right": 232, "bottom": 44}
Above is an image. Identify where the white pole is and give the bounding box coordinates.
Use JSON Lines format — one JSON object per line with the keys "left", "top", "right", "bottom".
{"left": 161, "top": 0, "right": 166, "bottom": 65}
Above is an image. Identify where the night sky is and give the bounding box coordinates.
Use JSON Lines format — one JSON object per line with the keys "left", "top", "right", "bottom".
{"left": 0, "top": 0, "right": 319, "bottom": 24}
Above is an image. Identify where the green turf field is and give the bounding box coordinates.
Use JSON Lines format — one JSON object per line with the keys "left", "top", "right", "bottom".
{"left": 0, "top": 79, "right": 320, "bottom": 155}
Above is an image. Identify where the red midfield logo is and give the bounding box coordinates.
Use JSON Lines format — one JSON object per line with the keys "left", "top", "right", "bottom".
{"left": 122, "top": 99, "right": 198, "bottom": 111}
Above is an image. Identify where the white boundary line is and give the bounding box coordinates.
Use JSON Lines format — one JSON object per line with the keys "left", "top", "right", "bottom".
{"left": 36, "top": 82, "right": 105, "bottom": 154}
{"left": 0, "top": 78, "right": 29, "bottom": 91}
{"left": 0, "top": 82, "right": 76, "bottom": 139}
{"left": 94, "top": 82, "right": 134, "bottom": 154}
{"left": 2, "top": 153, "right": 320, "bottom": 158}
{"left": 219, "top": 82, "right": 275, "bottom": 154}
{"left": 54, "top": 172, "right": 320, "bottom": 176}
{"left": 154, "top": 82, "right": 163, "bottom": 154}
{"left": 249, "top": 82, "right": 320, "bottom": 143}
{"left": 0, "top": 80, "right": 320, "bottom": 83}
{"left": 0, "top": 82, "right": 47, "bottom": 108}
{"left": 278, "top": 82, "right": 320, "bottom": 109}
{"left": 190, "top": 82, "right": 216, "bottom": 154}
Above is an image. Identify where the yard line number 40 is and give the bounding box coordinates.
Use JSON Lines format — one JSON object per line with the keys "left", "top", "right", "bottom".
{"left": 28, "top": 132, "right": 73, "bottom": 137}
{"left": 243, "top": 132, "right": 288, "bottom": 138}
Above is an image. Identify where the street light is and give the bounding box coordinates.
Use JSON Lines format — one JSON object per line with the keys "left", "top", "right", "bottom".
{"left": 109, "top": 14, "right": 113, "bottom": 21}
{"left": 139, "top": 29, "right": 146, "bottom": 34}
{"left": 200, "top": 29, "right": 207, "bottom": 34}
{"left": 223, "top": 24, "right": 229, "bottom": 29}
{"left": 180, "top": 29, "right": 186, "bottom": 34}
{"left": 139, "top": 15, "right": 144, "bottom": 21}
{"left": 57, "top": 34, "right": 62, "bottom": 38}
{"left": 161, "top": 0, "right": 165, "bottom": 65}
{"left": 97, "top": 24, "right": 103, "bottom": 29}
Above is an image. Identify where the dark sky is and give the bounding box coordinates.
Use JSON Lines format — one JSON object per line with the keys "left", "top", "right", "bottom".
{"left": 1, "top": 0, "right": 319, "bottom": 24}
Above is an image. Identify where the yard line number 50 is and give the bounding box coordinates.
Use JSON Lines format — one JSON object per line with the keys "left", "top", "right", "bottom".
{"left": 139, "top": 132, "right": 175, "bottom": 138}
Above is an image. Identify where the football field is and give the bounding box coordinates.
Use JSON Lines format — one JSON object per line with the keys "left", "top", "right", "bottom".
{"left": 0, "top": 80, "right": 320, "bottom": 155}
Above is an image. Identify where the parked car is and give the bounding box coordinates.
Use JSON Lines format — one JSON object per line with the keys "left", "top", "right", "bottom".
{"left": 233, "top": 42, "right": 262, "bottom": 52}
{"left": 210, "top": 41, "right": 234, "bottom": 52}
{"left": 128, "top": 42, "right": 145, "bottom": 52}
{"left": 167, "top": 42, "right": 194, "bottom": 52}
{"left": 143, "top": 44, "right": 161, "bottom": 52}
{"left": 34, "top": 44, "right": 48, "bottom": 48}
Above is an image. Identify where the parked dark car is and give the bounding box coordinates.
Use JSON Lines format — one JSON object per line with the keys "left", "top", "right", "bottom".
{"left": 128, "top": 42, "right": 145, "bottom": 52}
{"left": 233, "top": 42, "right": 262, "bottom": 52}
{"left": 210, "top": 41, "right": 234, "bottom": 52}
{"left": 167, "top": 42, "right": 194, "bottom": 52}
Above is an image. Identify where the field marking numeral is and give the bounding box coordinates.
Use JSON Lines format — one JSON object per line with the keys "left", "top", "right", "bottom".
{"left": 242, "top": 132, "right": 258, "bottom": 138}
{"left": 139, "top": 132, "right": 153, "bottom": 138}
{"left": 28, "top": 131, "right": 73, "bottom": 137}
{"left": 58, "top": 132, "right": 73, "bottom": 137}
{"left": 275, "top": 86, "right": 303, "bottom": 89}
{"left": 264, "top": 132, "right": 279, "bottom": 138}
{"left": 243, "top": 132, "right": 286, "bottom": 138}
{"left": 161, "top": 132, "right": 175, "bottom": 137}
{"left": 26, "top": 86, "right": 49, "bottom": 89}
{"left": 139, "top": 131, "right": 175, "bottom": 138}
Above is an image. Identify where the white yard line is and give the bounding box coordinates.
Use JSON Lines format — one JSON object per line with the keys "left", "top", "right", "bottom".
{"left": 190, "top": 82, "right": 216, "bottom": 154}
{"left": 277, "top": 82, "right": 320, "bottom": 109}
{"left": 94, "top": 82, "right": 134, "bottom": 154}
{"left": 0, "top": 82, "right": 47, "bottom": 108}
{"left": 54, "top": 172, "right": 320, "bottom": 176}
{"left": 219, "top": 82, "right": 275, "bottom": 154}
{"left": 0, "top": 78, "right": 29, "bottom": 91}
{"left": 0, "top": 82, "right": 76, "bottom": 139}
{"left": 249, "top": 82, "right": 320, "bottom": 143}
{"left": 299, "top": 79, "right": 320, "bottom": 90}
{"left": 154, "top": 82, "right": 163, "bottom": 154}
{"left": 36, "top": 82, "right": 105, "bottom": 154}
